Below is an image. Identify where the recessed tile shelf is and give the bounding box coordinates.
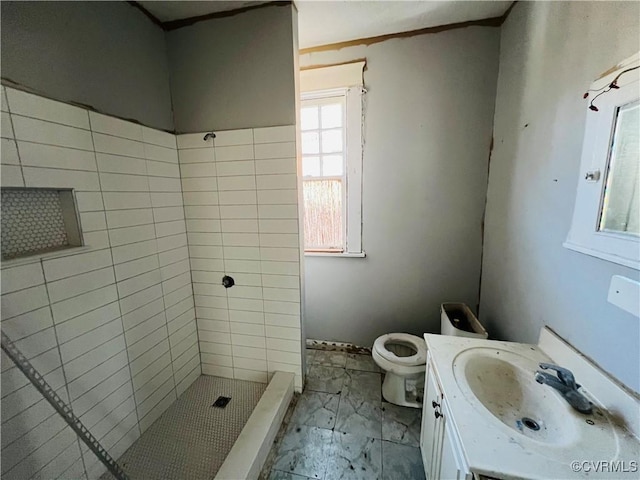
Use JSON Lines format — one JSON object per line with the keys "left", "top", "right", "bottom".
{"left": 1, "top": 187, "right": 82, "bottom": 260}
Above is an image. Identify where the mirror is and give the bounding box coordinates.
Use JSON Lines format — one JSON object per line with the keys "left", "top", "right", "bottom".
{"left": 599, "top": 99, "right": 640, "bottom": 236}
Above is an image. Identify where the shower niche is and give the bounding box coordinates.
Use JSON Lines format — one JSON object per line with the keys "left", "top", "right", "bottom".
{"left": 1, "top": 187, "right": 83, "bottom": 260}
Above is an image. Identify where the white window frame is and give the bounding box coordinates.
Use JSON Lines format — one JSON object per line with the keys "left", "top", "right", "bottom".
{"left": 564, "top": 53, "right": 640, "bottom": 270}
{"left": 301, "top": 86, "right": 364, "bottom": 257}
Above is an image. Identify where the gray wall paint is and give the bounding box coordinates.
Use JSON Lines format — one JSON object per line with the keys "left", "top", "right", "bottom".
{"left": 1, "top": 1, "right": 173, "bottom": 131}
{"left": 480, "top": 1, "right": 640, "bottom": 392}
{"left": 300, "top": 28, "right": 500, "bottom": 347}
{"left": 167, "top": 4, "right": 297, "bottom": 133}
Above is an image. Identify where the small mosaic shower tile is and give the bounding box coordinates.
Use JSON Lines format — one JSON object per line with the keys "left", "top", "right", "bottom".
{"left": 1, "top": 188, "right": 70, "bottom": 259}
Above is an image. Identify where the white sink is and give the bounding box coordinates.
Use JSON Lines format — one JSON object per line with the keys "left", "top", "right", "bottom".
{"left": 424, "top": 332, "right": 640, "bottom": 479}
{"left": 452, "top": 346, "right": 619, "bottom": 461}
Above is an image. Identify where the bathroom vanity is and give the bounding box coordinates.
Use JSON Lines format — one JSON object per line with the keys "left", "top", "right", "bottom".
{"left": 420, "top": 328, "right": 640, "bottom": 480}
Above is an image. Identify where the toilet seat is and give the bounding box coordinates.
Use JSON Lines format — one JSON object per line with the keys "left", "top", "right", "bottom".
{"left": 373, "top": 333, "right": 427, "bottom": 366}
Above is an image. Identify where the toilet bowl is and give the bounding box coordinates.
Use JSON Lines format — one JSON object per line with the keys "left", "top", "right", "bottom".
{"left": 372, "top": 333, "right": 427, "bottom": 408}
{"left": 373, "top": 303, "right": 488, "bottom": 408}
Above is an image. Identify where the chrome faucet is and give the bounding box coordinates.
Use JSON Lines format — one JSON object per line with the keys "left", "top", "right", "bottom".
{"left": 534, "top": 363, "right": 593, "bottom": 414}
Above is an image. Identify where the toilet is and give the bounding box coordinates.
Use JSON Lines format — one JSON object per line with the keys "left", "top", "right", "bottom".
{"left": 372, "top": 303, "right": 488, "bottom": 408}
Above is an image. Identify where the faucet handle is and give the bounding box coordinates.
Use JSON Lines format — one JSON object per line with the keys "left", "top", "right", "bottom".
{"left": 539, "top": 363, "right": 577, "bottom": 389}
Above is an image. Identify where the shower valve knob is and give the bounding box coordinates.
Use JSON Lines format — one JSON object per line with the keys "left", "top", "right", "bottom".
{"left": 222, "top": 275, "right": 235, "bottom": 288}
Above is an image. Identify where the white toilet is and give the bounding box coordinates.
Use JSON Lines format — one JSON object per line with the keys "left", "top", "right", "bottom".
{"left": 372, "top": 303, "right": 488, "bottom": 408}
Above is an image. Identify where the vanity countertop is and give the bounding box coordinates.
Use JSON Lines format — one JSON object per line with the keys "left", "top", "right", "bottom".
{"left": 424, "top": 333, "right": 640, "bottom": 480}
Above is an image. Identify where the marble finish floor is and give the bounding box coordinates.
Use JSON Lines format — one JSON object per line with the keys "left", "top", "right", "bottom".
{"left": 263, "top": 349, "right": 426, "bottom": 480}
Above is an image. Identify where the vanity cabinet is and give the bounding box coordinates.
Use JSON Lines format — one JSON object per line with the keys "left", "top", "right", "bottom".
{"left": 421, "top": 355, "right": 472, "bottom": 480}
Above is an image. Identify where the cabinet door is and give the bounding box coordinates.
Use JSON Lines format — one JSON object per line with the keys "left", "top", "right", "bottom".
{"left": 420, "top": 362, "right": 444, "bottom": 480}
{"left": 439, "top": 419, "right": 461, "bottom": 480}
{"left": 438, "top": 404, "right": 472, "bottom": 480}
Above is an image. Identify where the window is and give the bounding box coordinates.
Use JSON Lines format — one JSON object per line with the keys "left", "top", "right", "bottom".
{"left": 301, "top": 87, "right": 363, "bottom": 255}
{"left": 565, "top": 53, "right": 640, "bottom": 269}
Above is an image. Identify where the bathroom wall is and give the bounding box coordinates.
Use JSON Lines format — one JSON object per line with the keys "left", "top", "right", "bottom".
{"left": 177, "top": 126, "right": 303, "bottom": 391}
{"left": 0, "top": 1, "right": 173, "bottom": 131}
{"left": 299, "top": 27, "right": 500, "bottom": 346}
{"left": 166, "top": 4, "right": 304, "bottom": 389}
{"left": 1, "top": 4, "right": 303, "bottom": 479}
{"left": 1, "top": 87, "right": 199, "bottom": 479}
{"left": 480, "top": 1, "right": 640, "bottom": 392}
{"left": 166, "top": 3, "right": 297, "bottom": 132}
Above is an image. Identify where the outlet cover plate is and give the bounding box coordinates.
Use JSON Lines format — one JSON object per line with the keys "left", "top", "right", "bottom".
{"left": 607, "top": 275, "right": 640, "bottom": 318}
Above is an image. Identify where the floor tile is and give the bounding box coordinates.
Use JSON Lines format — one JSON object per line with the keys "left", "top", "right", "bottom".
{"left": 381, "top": 440, "right": 425, "bottom": 480}
{"left": 305, "top": 349, "right": 315, "bottom": 374}
{"left": 335, "top": 395, "right": 382, "bottom": 439}
{"left": 306, "top": 365, "right": 348, "bottom": 394}
{"left": 313, "top": 350, "right": 347, "bottom": 367}
{"left": 269, "top": 469, "right": 314, "bottom": 480}
{"left": 346, "top": 353, "right": 380, "bottom": 372}
{"left": 290, "top": 391, "right": 340, "bottom": 429}
{"left": 272, "top": 424, "right": 333, "bottom": 479}
{"left": 325, "top": 431, "right": 382, "bottom": 480}
{"left": 381, "top": 402, "right": 422, "bottom": 447}
{"left": 343, "top": 369, "right": 382, "bottom": 402}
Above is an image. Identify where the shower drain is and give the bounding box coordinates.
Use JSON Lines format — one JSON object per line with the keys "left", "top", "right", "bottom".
{"left": 520, "top": 417, "right": 540, "bottom": 431}
{"left": 212, "top": 396, "right": 231, "bottom": 408}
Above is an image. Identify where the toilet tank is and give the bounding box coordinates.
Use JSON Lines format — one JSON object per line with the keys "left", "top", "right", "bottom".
{"left": 440, "top": 303, "right": 488, "bottom": 338}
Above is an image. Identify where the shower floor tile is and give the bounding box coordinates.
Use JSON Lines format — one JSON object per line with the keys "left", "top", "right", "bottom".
{"left": 102, "top": 375, "right": 266, "bottom": 480}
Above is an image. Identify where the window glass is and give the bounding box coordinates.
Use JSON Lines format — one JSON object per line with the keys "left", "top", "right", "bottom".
{"left": 303, "top": 179, "right": 343, "bottom": 249}
{"left": 303, "top": 156, "right": 321, "bottom": 177}
{"left": 321, "top": 129, "right": 343, "bottom": 153}
{"left": 599, "top": 100, "right": 639, "bottom": 236}
{"left": 301, "top": 106, "right": 319, "bottom": 130}
{"left": 301, "top": 92, "right": 354, "bottom": 252}
{"left": 302, "top": 131, "right": 320, "bottom": 155}
{"left": 322, "top": 155, "right": 343, "bottom": 176}
{"left": 321, "top": 103, "right": 342, "bottom": 128}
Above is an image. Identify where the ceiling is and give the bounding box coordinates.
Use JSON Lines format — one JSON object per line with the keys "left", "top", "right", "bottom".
{"left": 296, "top": 1, "right": 511, "bottom": 48}
{"left": 138, "top": 1, "right": 269, "bottom": 22}
{"left": 138, "top": 1, "right": 512, "bottom": 49}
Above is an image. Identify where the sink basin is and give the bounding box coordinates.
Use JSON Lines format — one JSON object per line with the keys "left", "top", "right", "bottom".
{"left": 452, "top": 347, "right": 619, "bottom": 460}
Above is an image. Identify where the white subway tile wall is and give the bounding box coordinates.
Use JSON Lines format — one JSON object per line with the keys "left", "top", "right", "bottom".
{"left": 178, "top": 125, "right": 303, "bottom": 391}
{"left": 0, "top": 87, "right": 199, "bottom": 480}
{"left": 1, "top": 87, "right": 303, "bottom": 479}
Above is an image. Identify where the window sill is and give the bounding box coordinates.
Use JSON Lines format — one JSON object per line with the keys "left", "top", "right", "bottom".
{"left": 563, "top": 241, "right": 639, "bottom": 270}
{"left": 304, "top": 251, "right": 366, "bottom": 258}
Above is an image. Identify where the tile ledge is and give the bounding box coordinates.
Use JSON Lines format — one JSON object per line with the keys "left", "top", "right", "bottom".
{"left": 1, "top": 245, "right": 95, "bottom": 269}
{"left": 215, "top": 371, "right": 294, "bottom": 480}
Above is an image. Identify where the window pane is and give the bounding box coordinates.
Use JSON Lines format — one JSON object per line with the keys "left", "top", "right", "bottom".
{"left": 303, "top": 156, "right": 320, "bottom": 177}
{"left": 321, "top": 103, "right": 342, "bottom": 128}
{"left": 322, "top": 155, "right": 343, "bottom": 176}
{"left": 321, "top": 129, "right": 342, "bottom": 153}
{"left": 302, "top": 131, "right": 320, "bottom": 154}
{"left": 301, "top": 106, "right": 319, "bottom": 130}
{"left": 303, "top": 179, "right": 343, "bottom": 249}
{"left": 599, "top": 100, "right": 640, "bottom": 236}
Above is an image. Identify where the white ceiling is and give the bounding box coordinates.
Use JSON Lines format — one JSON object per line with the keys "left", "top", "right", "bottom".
{"left": 297, "top": 1, "right": 511, "bottom": 48}
{"left": 138, "top": 1, "right": 269, "bottom": 22}
{"left": 138, "top": 1, "right": 512, "bottom": 49}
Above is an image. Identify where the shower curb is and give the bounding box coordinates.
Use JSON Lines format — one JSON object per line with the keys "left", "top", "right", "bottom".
{"left": 214, "top": 371, "right": 294, "bottom": 480}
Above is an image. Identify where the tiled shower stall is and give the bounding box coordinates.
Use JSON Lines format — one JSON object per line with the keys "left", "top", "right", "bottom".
{"left": 0, "top": 86, "right": 303, "bottom": 479}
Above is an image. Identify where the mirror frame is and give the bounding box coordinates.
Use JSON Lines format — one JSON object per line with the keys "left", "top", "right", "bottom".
{"left": 565, "top": 53, "right": 640, "bottom": 270}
